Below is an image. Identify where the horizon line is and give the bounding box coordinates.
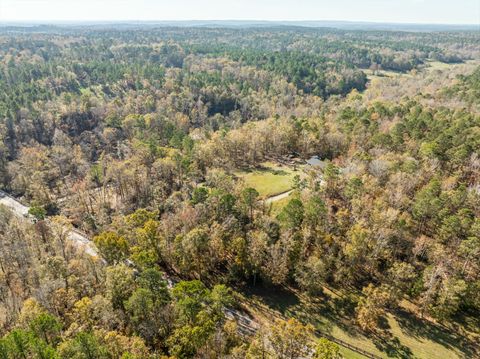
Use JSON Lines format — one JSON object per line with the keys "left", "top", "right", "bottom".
{"left": 0, "top": 19, "right": 478, "bottom": 27}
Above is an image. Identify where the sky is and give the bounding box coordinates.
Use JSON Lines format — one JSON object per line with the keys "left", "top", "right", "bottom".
{"left": 0, "top": 0, "right": 479, "bottom": 25}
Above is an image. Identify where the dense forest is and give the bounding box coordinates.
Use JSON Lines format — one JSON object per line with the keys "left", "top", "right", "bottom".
{"left": 0, "top": 25, "right": 479, "bottom": 358}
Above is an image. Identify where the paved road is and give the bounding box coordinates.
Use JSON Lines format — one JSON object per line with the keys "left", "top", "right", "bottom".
{"left": 0, "top": 190, "right": 98, "bottom": 257}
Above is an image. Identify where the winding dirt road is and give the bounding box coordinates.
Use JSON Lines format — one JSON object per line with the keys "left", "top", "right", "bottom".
{"left": 264, "top": 190, "right": 293, "bottom": 204}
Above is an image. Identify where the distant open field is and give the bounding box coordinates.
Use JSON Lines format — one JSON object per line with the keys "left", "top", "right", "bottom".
{"left": 363, "top": 68, "right": 412, "bottom": 81}
{"left": 424, "top": 60, "right": 462, "bottom": 71}
{"left": 364, "top": 60, "right": 479, "bottom": 83}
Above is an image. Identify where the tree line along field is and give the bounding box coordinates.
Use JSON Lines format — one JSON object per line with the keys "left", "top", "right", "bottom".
{"left": 0, "top": 25, "right": 479, "bottom": 358}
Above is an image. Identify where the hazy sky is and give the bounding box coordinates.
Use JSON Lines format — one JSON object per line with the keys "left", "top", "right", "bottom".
{"left": 1, "top": 0, "right": 479, "bottom": 24}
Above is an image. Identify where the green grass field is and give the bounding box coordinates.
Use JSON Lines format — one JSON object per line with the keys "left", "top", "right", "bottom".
{"left": 234, "top": 162, "right": 299, "bottom": 199}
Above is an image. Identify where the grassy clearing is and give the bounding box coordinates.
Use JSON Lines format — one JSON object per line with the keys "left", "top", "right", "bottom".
{"left": 365, "top": 61, "right": 461, "bottom": 83}
{"left": 234, "top": 162, "right": 299, "bottom": 198}
{"left": 364, "top": 68, "right": 411, "bottom": 82}
{"left": 425, "top": 60, "right": 456, "bottom": 71}
{"left": 364, "top": 61, "right": 461, "bottom": 83}
{"left": 239, "top": 285, "right": 477, "bottom": 359}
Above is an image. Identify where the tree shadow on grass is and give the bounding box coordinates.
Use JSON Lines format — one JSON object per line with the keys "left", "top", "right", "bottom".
{"left": 241, "top": 284, "right": 300, "bottom": 315}
{"left": 300, "top": 292, "right": 366, "bottom": 338}
{"left": 372, "top": 332, "right": 414, "bottom": 359}
{"left": 255, "top": 165, "right": 290, "bottom": 176}
{"left": 236, "top": 164, "right": 290, "bottom": 177}
{"left": 267, "top": 169, "right": 289, "bottom": 176}
{"left": 241, "top": 284, "right": 364, "bottom": 339}
{"left": 394, "top": 309, "right": 477, "bottom": 358}
{"left": 452, "top": 309, "right": 480, "bottom": 337}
